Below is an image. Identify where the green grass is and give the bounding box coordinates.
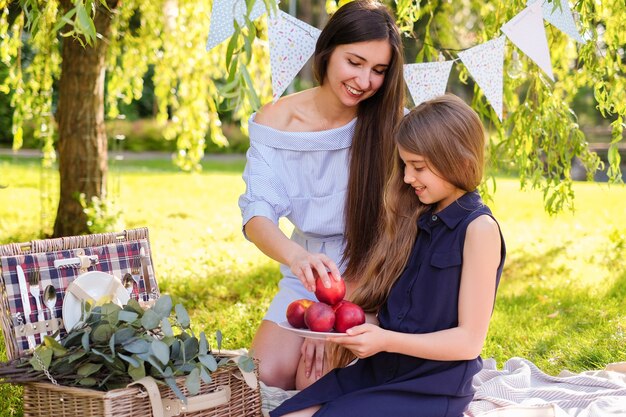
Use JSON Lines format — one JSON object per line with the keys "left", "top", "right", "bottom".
{"left": 1, "top": 155, "right": 626, "bottom": 415}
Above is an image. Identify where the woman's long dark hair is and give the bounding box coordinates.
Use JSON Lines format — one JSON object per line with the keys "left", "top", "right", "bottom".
{"left": 313, "top": 0, "right": 405, "bottom": 280}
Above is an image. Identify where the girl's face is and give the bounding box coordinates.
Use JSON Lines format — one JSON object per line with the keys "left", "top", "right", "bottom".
{"left": 323, "top": 39, "right": 392, "bottom": 108}
{"left": 398, "top": 145, "right": 465, "bottom": 212}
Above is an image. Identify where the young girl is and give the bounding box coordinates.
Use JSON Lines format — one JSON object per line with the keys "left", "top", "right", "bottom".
{"left": 270, "top": 94, "right": 506, "bottom": 417}
{"left": 238, "top": 1, "right": 405, "bottom": 390}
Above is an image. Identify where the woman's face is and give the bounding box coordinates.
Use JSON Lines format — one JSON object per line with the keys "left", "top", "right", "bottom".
{"left": 324, "top": 39, "right": 392, "bottom": 108}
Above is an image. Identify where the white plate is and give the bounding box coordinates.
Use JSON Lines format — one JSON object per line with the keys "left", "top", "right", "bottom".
{"left": 62, "top": 271, "right": 129, "bottom": 331}
{"left": 278, "top": 321, "right": 347, "bottom": 340}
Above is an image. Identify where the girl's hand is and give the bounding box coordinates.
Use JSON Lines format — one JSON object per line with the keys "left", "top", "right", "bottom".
{"left": 327, "top": 323, "right": 388, "bottom": 359}
{"left": 289, "top": 251, "right": 342, "bottom": 292}
{"left": 301, "top": 338, "right": 327, "bottom": 380}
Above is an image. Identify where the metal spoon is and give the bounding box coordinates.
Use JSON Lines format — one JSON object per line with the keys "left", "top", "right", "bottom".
{"left": 43, "top": 284, "right": 57, "bottom": 319}
{"left": 122, "top": 273, "right": 135, "bottom": 296}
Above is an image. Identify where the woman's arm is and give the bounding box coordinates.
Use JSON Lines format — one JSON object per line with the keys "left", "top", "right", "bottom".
{"left": 329, "top": 215, "right": 501, "bottom": 360}
{"left": 245, "top": 217, "right": 341, "bottom": 291}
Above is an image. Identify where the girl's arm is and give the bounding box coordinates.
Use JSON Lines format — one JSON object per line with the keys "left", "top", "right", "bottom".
{"left": 329, "top": 214, "right": 501, "bottom": 360}
{"left": 245, "top": 216, "right": 341, "bottom": 291}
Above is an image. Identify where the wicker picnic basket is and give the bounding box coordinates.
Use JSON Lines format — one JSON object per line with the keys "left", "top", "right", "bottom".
{"left": 0, "top": 228, "right": 263, "bottom": 417}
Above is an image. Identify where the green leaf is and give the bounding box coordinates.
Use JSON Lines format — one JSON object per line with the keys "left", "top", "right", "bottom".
{"left": 238, "top": 355, "right": 255, "bottom": 373}
{"left": 161, "top": 317, "right": 173, "bottom": 337}
{"left": 124, "top": 299, "right": 144, "bottom": 314}
{"left": 118, "top": 310, "right": 139, "bottom": 323}
{"left": 150, "top": 339, "right": 170, "bottom": 366}
{"left": 77, "top": 362, "right": 103, "bottom": 377}
{"left": 114, "top": 327, "right": 135, "bottom": 344}
{"left": 29, "top": 347, "right": 53, "bottom": 372}
{"left": 199, "top": 354, "right": 217, "bottom": 372}
{"left": 185, "top": 367, "right": 201, "bottom": 396}
{"left": 128, "top": 361, "right": 146, "bottom": 381}
{"left": 81, "top": 330, "right": 91, "bottom": 352}
{"left": 175, "top": 304, "right": 190, "bottom": 328}
{"left": 101, "top": 302, "right": 121, "bottom": 325}
{"left": 199, "top": 332, "right": 208, "bottom": 356}
{"left": 91, "top": 348, "right": 115, "bottom": 364}
{"left": 68, "top": 351, "right": 87, "bottom": 364}
{"left": 92, "top": 323, "right": 115, "bottom": 344}
{"left": 123, "top": 338, "right": 150, "bottom": 354}
{"left": 78, "top": 377, "right": 97, "bottom": 387}
{"left": 153, "top": 294, "right": 173, "bottom": 318}
{"left": 43, "top": 335, "right": 68, "bottom": 357}
{"left": 118, "top": 353, "right": 140, "bottom": 368}
{"left": 183, "top": 337, "right": 199, "bottom": 361}
{"left": 165, "top": 376, "right": 187, "bottom": 404}
{"left": 199, "top": 366, "right": 212, "bottom": 385}
{"left": 141, "top": 309, "right": 161, "bottom": 330}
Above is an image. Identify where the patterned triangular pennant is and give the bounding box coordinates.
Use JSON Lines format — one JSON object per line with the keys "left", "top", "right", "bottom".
{"left": 458, "top": 36, "right": 506, "bottom": 121}
{"left": 501, "top": 1, "right": 554, "bottom": 81}
{"left": 403, "top": 61, "right": 454, "bottom": 107}
{"left": 527, "top": 0, "right": 586, "bottom": 44}
{"left": 206, "top": 0, "right": 274, "bottom": 51}
{"left": 268, "top": 10, "right": 321, "bottom": 102}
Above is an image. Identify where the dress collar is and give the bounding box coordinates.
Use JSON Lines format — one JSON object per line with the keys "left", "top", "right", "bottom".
{"left": 419, "top": 191, "right": 484, "bottom": 230}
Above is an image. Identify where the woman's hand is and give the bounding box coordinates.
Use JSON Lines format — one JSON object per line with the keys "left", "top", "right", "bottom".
{"left": 289, "top": 251, "right": 342, "bottom": 292}
{"left": 301, "top": 338, "right": 327, "bottom": 380}
{"left": 327, "top": 323, "right": 388, "bottom": 359}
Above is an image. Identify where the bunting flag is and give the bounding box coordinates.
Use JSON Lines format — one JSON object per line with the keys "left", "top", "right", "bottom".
{"left": 206, "top": 0, "right": 273, "bottom": 51}
{"left": 403, "top": 61, "right": 454, "bottom": 106}
{"left": 501, "top": 1, "right": 554, "bottom": 81}
{"left": 268, "top": 10, "right": 321, "bottom": 101}
{"left": 458, "top": 36, "right": 506, "bottom": 121}
{"left": 527, "top": 0, "right": 586, "bottom": 44}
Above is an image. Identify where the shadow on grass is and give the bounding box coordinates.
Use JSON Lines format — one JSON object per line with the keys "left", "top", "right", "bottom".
{"left": 501, "top": 244, "right": 570, "bottom": 285}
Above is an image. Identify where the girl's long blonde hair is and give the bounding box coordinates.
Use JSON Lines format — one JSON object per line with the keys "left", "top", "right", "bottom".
{"left": 331, "top": 94, "right": 486, "bottom": 368}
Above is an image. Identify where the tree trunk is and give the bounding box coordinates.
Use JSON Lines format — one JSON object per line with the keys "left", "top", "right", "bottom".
{"left": 53, "top": 1, "right": 119, "bottom": 237}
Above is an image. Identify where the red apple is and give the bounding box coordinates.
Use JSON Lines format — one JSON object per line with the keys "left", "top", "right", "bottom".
{"left": 304, "top": 302, "right": 336, "bottom": 332}
{"left": 314, "top": 273, "right": 346, "bottom": 306}
{"left": 286, "top": 299, "right": 314, "bottom": 329}
{"left": 334, "top": 301, "right": 366, "bottom": 333}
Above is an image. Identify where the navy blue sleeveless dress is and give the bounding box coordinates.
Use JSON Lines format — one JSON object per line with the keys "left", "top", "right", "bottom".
{"left": 270, "top": 191, "right": 506, "bottom": 417}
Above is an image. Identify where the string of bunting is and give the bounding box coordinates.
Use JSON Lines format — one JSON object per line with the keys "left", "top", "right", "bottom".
{"left": 206, "top": 0, "right": 586, "bottom": 120}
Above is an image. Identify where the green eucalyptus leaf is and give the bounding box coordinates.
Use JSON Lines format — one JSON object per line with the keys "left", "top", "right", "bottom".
{"left": 91, "top": 323, "right": 115, "bottom": 344}
{"left": 78, "top": 377, "right": 97, "bottom": 387}
{"left": 171, "top": 340, "right": 182, "bottom": 361}
{"left": 165, "top": 376, "right": 187, "bottom": 404}
{"left": 81, "top": 330, "right": 91, "bottom": 352}
{"left": 153, "top": 294, "right": 173, "bottom": 318}
{"left": 77, "top": 362, "right": 103, "bottom": 377}
{"left": 91, "top": 348, "right": 115, "bottom": 364}
{"left": 114, "top": 327, "right": 135, "bottom": 344}
{"left": 175, "top": 304, "right": 190, "bottom": 328}
{"left": 151, "top": 339, "right": 170, "bottom": 366}
{"left": 147, "top": 355, "right": 165, "bottom": 375}
{"left": 117, "top": 353, "right": 140, "bottom": 368}
{"left": 185, "top": 367, "right": 201, "bottom": 396}
{"left": 61, "top": 330, "right": 84, "bottom": 347}
{"left": 141, "top": 309, "right": 161, "bottom": 330}
{"left": 199, "top": 332, "right": 208, "bottom": 356}
{"left": 183, "top": 337, "right": 199, "bottom": 361}
{"left": 68, "top": 351, "right": 87, "bottom": 364}
{"left": 124, "top": 299, "right": 144, "bottom": 314}
{"left": 161, "top": 317, "right": 173, "bottom": 337}
{"left": 128, "top": 361, "right": 146, "bottom": 381}
{"left": 43, "top": 335, "right": 68, "bottom": 357}
{"left": 29, "top": 347, "right": 53, "bottom": 372}
{"left": 109, "top": 334, "right": 116, "bottom": 358}
{"left": 118, "top": 310, "right": 139, "bottom": 323}
{"left": 199, "top": 366, "right": 212, "bottom": 384}
{"left": 199, "top": 354, "right": 217, "bottom": 372}
{"left": 123, "top": 338, "right": 150, "bottom": 354}
{"left": 100, "top": 302, "right": 121, "bottom": 325}
{"left": 238, "top": 355, "right": 255, "bottom": 373}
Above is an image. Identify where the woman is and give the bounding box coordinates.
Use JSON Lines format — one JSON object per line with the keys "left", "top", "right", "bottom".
{"left": 238, "top": 0, "right": 405, "bottom": 390}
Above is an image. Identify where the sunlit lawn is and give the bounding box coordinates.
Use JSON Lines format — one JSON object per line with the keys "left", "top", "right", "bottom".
{"left": 0, "top": 154, "right": 625, "bottom": 416}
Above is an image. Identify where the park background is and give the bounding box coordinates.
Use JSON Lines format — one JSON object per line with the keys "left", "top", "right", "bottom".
{"left": 1, "top": 0, "right": 625, "bottom": 415}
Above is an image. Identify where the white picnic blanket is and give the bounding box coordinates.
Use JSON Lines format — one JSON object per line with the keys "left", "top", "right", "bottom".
{"left": 260, "top": 357, "right": 626, "bottom": 416}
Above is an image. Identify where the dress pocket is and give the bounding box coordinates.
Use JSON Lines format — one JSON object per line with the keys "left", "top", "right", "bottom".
{"left": 430, "top": 250, "right": 462, "bottom": 269}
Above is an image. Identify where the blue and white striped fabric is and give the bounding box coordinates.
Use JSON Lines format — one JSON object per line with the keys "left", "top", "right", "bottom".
{"left": 238, "top": 114, "right": 356, "bottom": 322}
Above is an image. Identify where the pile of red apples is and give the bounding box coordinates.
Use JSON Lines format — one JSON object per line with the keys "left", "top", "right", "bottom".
{"left": 286, "top": 275, "right": 365, "bottom": 333}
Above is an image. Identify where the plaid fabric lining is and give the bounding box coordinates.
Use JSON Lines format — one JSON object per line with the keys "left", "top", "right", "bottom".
{"left": 0, "top": 238, "right": 159, "bottom": 355}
